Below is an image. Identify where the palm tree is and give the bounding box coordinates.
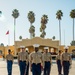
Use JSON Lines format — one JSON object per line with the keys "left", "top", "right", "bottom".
{"left": 70, "top": 9, "right": 75, "bottom": 45}
{"left": 52, "top": 36, "right": 56, "bottom": 40}
{"left": 0, "top": 11, "right": 2, "bottom": 13}
{"left": 12, "top": 9, "right": 19, "bottom": 55}
{"left": 0, "top": 11, "right": 2, "bottom": 17}
{"left": 12, "top": 9, "right": 19, "bottom": 44}
{"left": 40, "top": 14, "right": 48, "bottom": 38}
{"left": 40, "top": 31, "right": 46, "bottom": 38}
{"left": 56, "top": 10, "right": 63, "bottom": 45}
{"left": 70, "top": 40, "right": 75, "bottom": 46}
{"left": 29, "top": 25, "right": 35, "bottom": 37}
{"left": 19, "top": 36, "right": 22, "bottom": 40}
{"left": 27, "top": 11, "right": 35, "bottom": 39}
{"left": 0, "top": 43, "right": 4, "bottom": 46}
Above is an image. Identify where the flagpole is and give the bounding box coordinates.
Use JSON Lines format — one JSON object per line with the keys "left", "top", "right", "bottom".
{"left": 6, "top": 30, "right": 10, "bottom": 49}
{"left": 64, "top": 29, "right": 65, "bottom": 46}
{"left": 8, "top": 32, "right": 10, "bottom": 46}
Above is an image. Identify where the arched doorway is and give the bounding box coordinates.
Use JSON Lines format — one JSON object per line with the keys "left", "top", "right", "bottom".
{"left": 0, "top": 50, "right": 2, "bottom": 58}
{"left": 0, "top": 50, "right": 2, "bottom": 55}
{"left": 72, "top": 49, "right": 75, "bottom": 58}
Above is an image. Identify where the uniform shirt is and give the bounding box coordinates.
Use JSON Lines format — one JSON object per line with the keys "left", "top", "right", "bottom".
{"left": 6, "top": 54, "right": 14, "bottom": 61}
{"left": 18, "top": 52, "right": 29, "bottom": 62}
{"left": 29, "top": 51, "right": 43, "bottom": 64}
{"left": 62, "top": 52, "right": 72, "bottom": 64}
{"left": 42, "top": 52, "right": 52, "bottom": 68}
{"left": 56, "top": 54, "right": 62, "bottom": 60}
{"left": 42, "top": 52, "right": 51, "bottom": 62}
{"left": 62, "top": 53, "right": 71, "bottom": 61}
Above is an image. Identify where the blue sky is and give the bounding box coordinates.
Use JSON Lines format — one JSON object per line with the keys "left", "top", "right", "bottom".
{"left": 0, "top": 0, "right": 75, "bottom": 46}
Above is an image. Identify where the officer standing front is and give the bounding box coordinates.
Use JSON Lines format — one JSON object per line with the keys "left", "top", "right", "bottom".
{"left": 62, "top": 47, "right": 72, "bottom": 75}
{"left": 18, "top": 46, "right": 29, "bottom": 75}
{"left": 42, "top": 47, "right": 52, "bottom": 75}
{"left": 29, "top": 44, "right": 43, "bottom": 75}
{"left": 56, "top": 50, "right": 62, "bottom": 75}
{"left": 6, "top": 49, "right": 14, "bottom": 75}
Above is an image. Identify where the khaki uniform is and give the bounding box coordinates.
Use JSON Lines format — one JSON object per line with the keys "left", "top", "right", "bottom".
{"left": 29, "top": 51, "right": 43, "bottom": 65}
{"left": 25, "top": 52, "right": 29, "bottom": 75}
{"left": 6, "top": 54, "right": 14, "bottom": 75}
{"left": 6, "top": 54, "right": 14, "bottom": 61}
{"left": 56, "top": 54, "right": 62, "bottom": 75}
{"left": 62, "top": 53, "right": 72, "bottom": 63}
{"left": 62, "top": 52, "right": 72, "bottom": 75}
{"left": 18, "top": 52, "right": 28, "bottom": 63}
{"left": 56, "top": 55, "right": 62, "bottom": 60}
{"left": 42, "top": 52, "right": 51, "bottom": 62}
{"left": 29, "top": 51, "right": 43, "bottom": 75}
{"left": 18, "top": 52, "right": 29, "bottom": 75}
{"left": 42, "top": 52, "right": 51, "bottom": 75}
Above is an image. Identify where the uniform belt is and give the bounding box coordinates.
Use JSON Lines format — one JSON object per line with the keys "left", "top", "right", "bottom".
{"left": 32, "top": 63, "right": 41, "bottom": 65}
{"left": 63, "top": 60, "right": 69, "bottom": 62}
{"left": 45, "top": 61, "right": 50, "bottom": 62}
{"left": 57, "top": 59, "right": 61, "bottom": 61}
{"left": 20, "top": 60, "right": 26, "bottom": 62}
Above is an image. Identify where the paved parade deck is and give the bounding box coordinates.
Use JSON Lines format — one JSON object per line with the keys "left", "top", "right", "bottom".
{"left": 0, "top": 58, "right": 75, "bottom": 75}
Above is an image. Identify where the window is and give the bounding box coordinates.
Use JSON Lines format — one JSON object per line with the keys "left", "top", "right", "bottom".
{"left": 0, "top": 50, "right": 2, "bottom": 55}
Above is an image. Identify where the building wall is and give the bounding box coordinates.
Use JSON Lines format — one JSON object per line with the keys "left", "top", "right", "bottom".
{"left": 0, "top": 45, "right": 75, "bottom": 57}
{"left": 0, "top": 37, "right": 75, "bottom": 57}
{"left": 15, "top": 37, "right": 59, "bottom": 49}
{"left": 0, "top": 46, "right": 14, "bottom": 58}
{"left": 0, "top": 46, "right": 5, "bottom": 58}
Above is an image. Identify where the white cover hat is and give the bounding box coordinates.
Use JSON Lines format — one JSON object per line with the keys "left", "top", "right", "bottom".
{"left": 20, "top": 46, "right": 25, "bottom": 48}
{"left": 25, "top": 48, "right": 28, "bottom": 51}
{"left": 64, "top": 46, "right": 68, "bottom": 50}
{"left": 44, "top": 47, "right": 49, "bottom": 50}
{"left": 33, "top": 44, "right": 40, "bottom": 48}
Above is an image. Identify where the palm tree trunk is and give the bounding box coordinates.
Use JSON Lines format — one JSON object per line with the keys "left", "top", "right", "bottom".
{"left": 59, "top": 20, "right": 61, "bottom": 46}
{"left": 73, "top": 18, "right": 74, "bottom": 42}
{"left": 30, "top": 23, "right": 33, "bottom": 39}
{"left": 14, "top": 18, "right": 16, "bottom": 56}
{"left": 43, "top": 30, "right": 45, "bottom": 38}
{"left": 64, "top": 29, "right": 65, "bottom": 45}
